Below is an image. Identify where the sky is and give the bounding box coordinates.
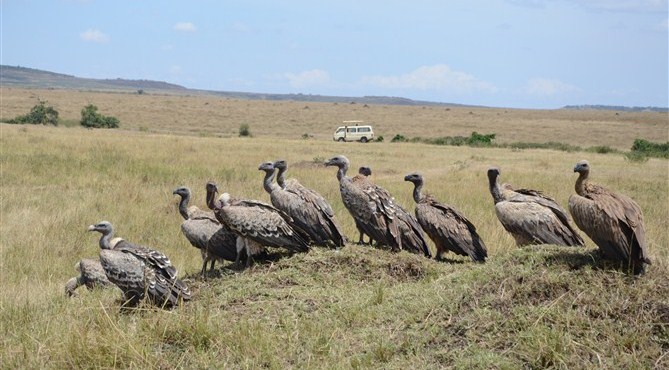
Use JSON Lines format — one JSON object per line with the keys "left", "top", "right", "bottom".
{"left": 2, "top": 0, "right": 668, "bottom": 109}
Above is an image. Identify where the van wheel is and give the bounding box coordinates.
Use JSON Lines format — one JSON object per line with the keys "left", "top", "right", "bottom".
{"left": 338, "top": 137, "right": 345, "bottom": 142}
{"left": 360, "top": 137, "right": 368, "bottom": 143}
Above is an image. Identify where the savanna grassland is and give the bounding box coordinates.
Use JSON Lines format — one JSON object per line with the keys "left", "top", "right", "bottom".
{"left": 1, "top": 87, "right": 668, "bottom": 369}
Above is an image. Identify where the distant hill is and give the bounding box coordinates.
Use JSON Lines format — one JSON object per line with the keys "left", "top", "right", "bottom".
{"left": 3, "top": 65, "right": 666, "bottom": 110}
{"left": 0, "top": 65, "right": 476, "bottom": 107}
{"left": 563, "top": 104, "right": 668, "bottom": 113}
{"left": 1, "top": 65, "right": 187, "bottom": 92}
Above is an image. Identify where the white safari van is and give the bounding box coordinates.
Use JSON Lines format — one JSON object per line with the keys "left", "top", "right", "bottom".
{"left": 333, "top": 121, "right": 374, "bottom": 142}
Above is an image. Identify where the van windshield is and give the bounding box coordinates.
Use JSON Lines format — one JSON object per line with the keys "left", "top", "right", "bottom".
{"left": 336, "top": 128, "right": 345, "bottom": 133}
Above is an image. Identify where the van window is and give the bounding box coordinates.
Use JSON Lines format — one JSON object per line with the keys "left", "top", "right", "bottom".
{"left": 359, "top": 127, "right": 370, "bottom": 133}
{"left": 336, "top": 128, "right": 345, "bottom": 133}
{"left": 347, "top": 127, "right": 357, "bottom": 133}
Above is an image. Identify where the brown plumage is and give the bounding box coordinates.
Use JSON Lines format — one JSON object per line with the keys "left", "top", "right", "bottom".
{"left": 208, "top": 183, "right": 310, "bottom": 268}
{"left": 64, "top": 258, "right": 114, "bottom": 297}
{"left": 173, "top": 186, "right": 238, "bottom": 275}
{"left": 353, "top": 166, "right": 374, "bottom": 245}
{"left": 87, "top": 221, "right": 191, "bottom": 308}
{"left": 405, "top": 173, "right": 487, "bottom": 262}
{"left": 325, "top": 156, "right": 431, "bottom": 257}
{"left": 568, "top": 160, "right": 651, "bottom": 274}
{"left": 268, "top": 160, "right": 346, "bottom": 248}
{"left": 487, "top": 167, "right": 584, "bottom": 247}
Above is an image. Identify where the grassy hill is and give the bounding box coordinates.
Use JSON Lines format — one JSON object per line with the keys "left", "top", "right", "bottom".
{"left": 1, "top": 120, "right": 667, "bottom": 368}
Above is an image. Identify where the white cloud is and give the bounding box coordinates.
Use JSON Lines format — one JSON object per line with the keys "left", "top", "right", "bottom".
{"left": 174, "top": 22, "right": 196, "bottom": 32}
{"left": 80, "top": 29, "right": 109, "bottom": 43}
{"left": 524, "top": 78, "right": 579, "bottom": 96}
{"left": 169, "top": 65, "right": 182, "bottom": 75}
{"left": 363, "top": 65, "right": 497, "bottom": 94}
{"left": 284, "top": 69, "right": 331, "bottom": 88}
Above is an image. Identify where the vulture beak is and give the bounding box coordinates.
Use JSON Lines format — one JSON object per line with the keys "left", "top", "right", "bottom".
{"left": 172, "top": 189, "right": 179, "bottom": 195}
{"left": 403, "top": 175, "right": 411, "bottom": 181}
{"left": 87, "top": 225, "right": 96, "bottom": 232}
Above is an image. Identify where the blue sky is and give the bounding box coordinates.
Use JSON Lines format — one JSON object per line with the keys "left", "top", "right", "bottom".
{"left": 2, "top": 0, "right": 668, "bottom": 109}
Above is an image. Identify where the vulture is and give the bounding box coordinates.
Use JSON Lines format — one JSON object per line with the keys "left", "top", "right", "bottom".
{"left": 204, "top": 182, "right": 266, "bottom": 268}
{"left": 64, "top": 258, "right": 113, "bottom": 297}
{"left": 404, "top": 173, "right": 487, "bottom": 262}
{"left": 173, "top": 186, "right": 238, "bottom": 274}
{"left": 325, "top": 155, "right": 431, "bottom": 257}
{"left": 87, "top": 221, "right": 192, "bottom": 308}
{"left": 208, "top": 182, "right": 310, "bottom": 268}
{"left": 269, "top": 159, "right": 346, "bottom": 248}
{"left": 569, "top": 160, "right": 651, "bottom": 275}
{"left": 353, "top": 166, "right": 374, "bottom": 245}
{"left": 487, "top": 167, "right": 584, "bottom": 247}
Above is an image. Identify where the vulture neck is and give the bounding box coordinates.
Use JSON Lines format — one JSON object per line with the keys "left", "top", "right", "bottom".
{"left": 263, "top": 170, "right": 280, "bottom": 194}
{"left": 575, "top": 171, "right": 590, "bottom": 196}
{"left": 276, "top": 167, "right": 287, "bottom": 189}
{"left": 411, "top": 181, "right": 425, "bottom": 203}
{"left": 205, "top": 187, "right": 217, "bottom": 210}
{"left": 336, "top": 163, "right": 349, "bottom": 183}
{"left": 177, "top": 193, "right": 190, "bottom": 220}
{"left": 488, "top": 175, "right": 504, "bottom": 204}
{"left": 99, "top": 229, "right": 114, "bottom": 250}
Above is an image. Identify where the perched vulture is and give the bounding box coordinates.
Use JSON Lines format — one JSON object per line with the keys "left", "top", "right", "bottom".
{"left": 269, "top": 160, "right": 346, "bottom": 248}
{"left": 352, "top": 166, "right": 374, "bottom": 245}
{"left": 208, "top": 183, "right": 310, "bottom": 268}
{"left": 173, "top": 186, "right": 238, "bottom": 274}
{"left": 87, "top": 221, "right": 191, "bottom": 308}
{"left": 325, "top": 155, "right": 431, "bottom": 257}
{"left": 405, "top": 172, "right": 487, "bottom": 262}
{"left": 64, "top": 258, "right": 113, "bottom": 297}
{"left": 487, "top": 167, "right": 584, "bottom": 247}
{"left": 569, "top": 160, "right": 651, "bottom": 275}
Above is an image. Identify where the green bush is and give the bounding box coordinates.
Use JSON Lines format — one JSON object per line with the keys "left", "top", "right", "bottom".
{"left": 7, "top": 100, "right": 59, "bottom": 126}
{"left": 80, "top": 104, "right": 119, "bottom": 128}
{"left": 630, "top": 139, "right": 669, "bottom": 158}
{"left": 239, "top": 123, "right": 251, "bottom": 137}
{"left": 376, "top": 135, "right": 384, "bottom": 142}
{"left": 391, "top": 134, "right": 407, "bottom": 142}
{"left": 466, "top": 131, "right": 496, "bottom": 146}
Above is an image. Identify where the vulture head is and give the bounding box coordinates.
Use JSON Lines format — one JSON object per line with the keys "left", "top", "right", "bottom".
{"left": 358, "top": 166, "right": 372, "bottom": 177}
{"left": 273, "top": 159, "right": 288, "bottom": 171}
{"left": 573, "top": 160, "right": 590, "bottom": 175}
{"left": 258, "top": 161, "right": 275, "bottom": 173}
{"left": 487, "top": 167, "right": 501, "bottom": 182}
{"left": 324, "top": 155, "right": 350, "bottom": 169}
{"left": 403, "top": 172, "right": 424, "bottom": 185}
{"left": 205, "top": 181, "right": 219, "bottom": 210}
{"left": 172, "top": 186, "right": 191, "bottom": 198}
{"left": 87, "top": 220, "right": 113, "bottom": 235}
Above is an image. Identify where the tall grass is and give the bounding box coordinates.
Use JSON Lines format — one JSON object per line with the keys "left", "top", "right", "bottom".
{"left": 1, "top": 118, "right": 667, "bottom": 368}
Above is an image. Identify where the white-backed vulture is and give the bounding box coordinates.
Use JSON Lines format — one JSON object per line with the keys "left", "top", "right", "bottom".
{"left": 325, "top": 156, "right": 431, "bottom": 257}
{"left": 205, "top": 182, "right": 266, "bottom": 268}
{"left": 405, "top": 173, "right": 487, "bottom": 262}
{"left": 487, "top": 167, "right": 584, "bottom": 247}
{"left": 173, "top": 186, "right": 238, "bottom": 275}
{"left": 270, "top": 160, "right": 346, "bottom": 248}
{"left": 64, "top": 258, "right": 113, "bottom": 297}
{"left": 568, "top": 160, "right": 651, "bottom": 274}
{"left": 353, "top": 166, "right": 374, "bottom": 245}
{"left": 208, "top": 183, "right": 310, "bottom": 268}
{"left": 87, "top": 221, "right": 191, "bottom": 308}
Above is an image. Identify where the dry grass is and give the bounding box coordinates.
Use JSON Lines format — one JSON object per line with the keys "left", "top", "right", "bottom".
{"left": 2, "top": 87, "right": 667, "bottom": 150}
{"left": 1, "top": 89, "right": 668, "bottom": 368}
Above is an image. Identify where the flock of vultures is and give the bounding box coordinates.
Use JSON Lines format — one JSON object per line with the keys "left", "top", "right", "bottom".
{"left": 68, "top": 156, "right": 651, "bottom": 309}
